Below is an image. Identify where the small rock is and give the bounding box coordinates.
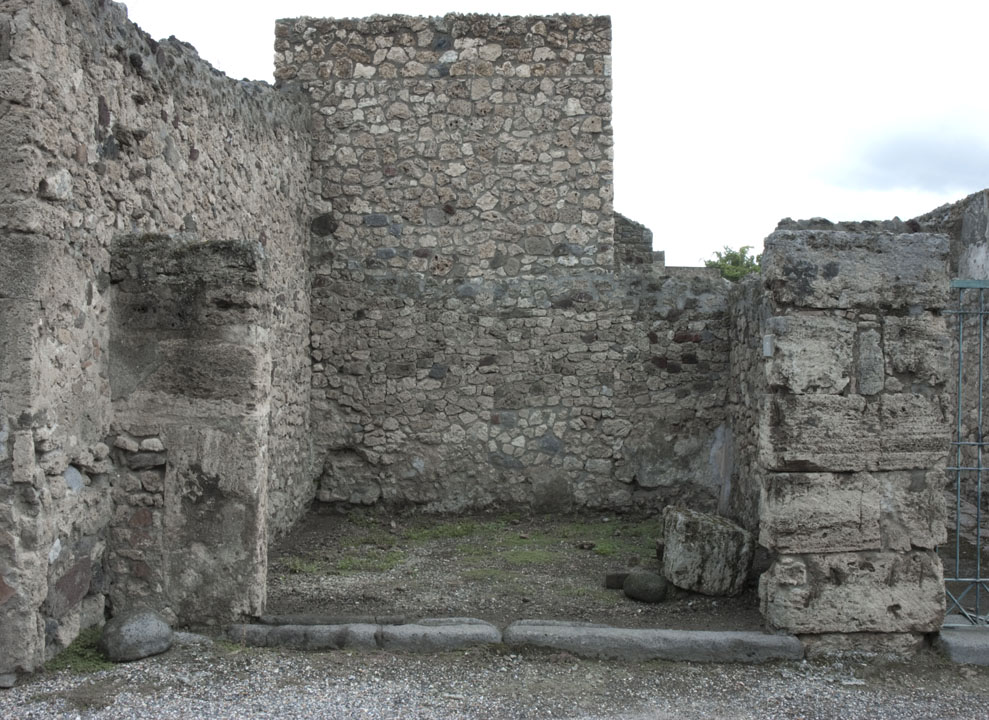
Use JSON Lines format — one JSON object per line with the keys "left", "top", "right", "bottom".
{"left": 0, "top": 673, "right": 15, "bottom": 688}
{"left": 623, "top": 571, "right": 671, "bottom": 603}
{"left": 139, "top": 438, "right": 165, "bottom": 452}
{"left": 101, "top": 609, "right": 173, "bottom": 662}
{"left": 576, "top": 541, "right": 596, "bottom": 550}
{"left": 126, "top": 452, "right": 166, "bottom": 470}
{"left": 38, "top": 169, "right": 72, "bottom": 201}
{"left": 604, "top": 572, "right": 629, "bottom": 589}
{"left": 114, "top": 435, "right": 140, "bottom": 453}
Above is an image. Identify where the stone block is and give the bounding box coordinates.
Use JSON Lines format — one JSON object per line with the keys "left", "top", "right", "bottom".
{"left": 661, "top": 506, "right": 753, "bottom": 596}
{"left": 878, "top": 470, "right": 946, "bottom": 551}
{"left": 762, "top": 230, "right": 949, "bottom": 310}
{"left": 877, "top": 393, "right": 950, "bottom": 470}
{"left": 760, "top": 550, "right": 944, "bottom": 634}
{"left": 759, "top": 472, "right": 881, "bottom": 553}
{"left": 763, "top": 392, "right": 949, "bottom": 473}
{"left": 765, "top": 313, "right": 854, "bottom": 394}
{"left": 762, "top": 394, "right": 879, "bottom": 472}
{"left": 760, "top": 470, "right": 946, "bottom": 554}
{"left": 855, "top": 327, "right": 884, "bottom": 396}
{"left": 883, "top": 313, "right": 950, "bottom": 388}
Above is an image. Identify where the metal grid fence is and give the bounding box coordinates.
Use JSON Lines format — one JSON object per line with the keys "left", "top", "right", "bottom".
{"left": 945, "top": 279, "right": 989, "bottom": 625}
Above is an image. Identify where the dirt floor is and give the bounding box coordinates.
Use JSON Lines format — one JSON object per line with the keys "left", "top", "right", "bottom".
{"left": 266, "top": 505, "right": 764, "bottom": 631}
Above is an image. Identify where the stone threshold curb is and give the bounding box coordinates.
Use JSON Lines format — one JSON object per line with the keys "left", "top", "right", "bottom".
{"left": 226, "top": 618, "right": 804, "bottom": 663}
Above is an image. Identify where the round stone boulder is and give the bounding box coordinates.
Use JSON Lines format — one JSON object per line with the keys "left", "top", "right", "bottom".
{"left": 100, "top": 609, "right": 173, "bottom": 662}
{"left": 623, "top": 571, "right": 671, "bottom": 603}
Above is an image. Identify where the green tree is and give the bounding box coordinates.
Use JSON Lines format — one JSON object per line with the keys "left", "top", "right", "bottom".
{"left": 705, "top": 245, "right": 761, "bottom": 282}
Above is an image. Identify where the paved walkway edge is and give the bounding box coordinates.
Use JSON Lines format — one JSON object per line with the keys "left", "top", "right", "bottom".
{"left": 503, "top": 622, "right": 804, "bottom": 662}
{"left": 937, "top": 627, "right": 989, "bottom": 665}
{"left": 227, "top": 620, "right": 804, "bottom": 662}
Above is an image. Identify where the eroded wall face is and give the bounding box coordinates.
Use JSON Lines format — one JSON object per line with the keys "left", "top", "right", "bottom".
{"left": 752, "top": 226, "right": 951, "bottom": 644}
{"left": 0, "top": 0, "right": 311, "bottom": 673}
{"left": 277, "top": 14, "right": 734, "bottom": 512}
{"left": 109, "top": 237, "right": 274, "bottom": 623}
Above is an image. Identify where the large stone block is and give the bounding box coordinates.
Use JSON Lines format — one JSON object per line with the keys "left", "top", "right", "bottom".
{"left": 760, "top": 472, "right": 881, "bottom": 553}
{"left": 760, "top": 550, "right": 944, "bottom": 634}
{"left": 763, "top": 393, "right": 950, "bottom": 472}
{"left": 877, "top": 393, "right": 950, "bottom": 470}
{"left": 765, "top": 313, "right": 854, "bottom": 394}
{"left": 661, "top": 506, "right": 754, "bottom": 596}
{"left": 760, "top": 470, "right": 946, "bottom": 553}
{"left": 762, "top": 394, "right": 879, "bottom": 472}
{"left": 878, "top": 470, "right": 946, "bottom": 551}
{"left": 762, "top": 230, "right": 949, "bottom": 310}
{"left": 883, "top": 313, "right": 951, "bottom": 388}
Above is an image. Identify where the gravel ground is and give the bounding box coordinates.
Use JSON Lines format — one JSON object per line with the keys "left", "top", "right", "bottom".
{"left": 3, "top": 637, "right": 989, "bottom": 719}
{"left": 266, "top": 509, "right": 764, "bottom": 631}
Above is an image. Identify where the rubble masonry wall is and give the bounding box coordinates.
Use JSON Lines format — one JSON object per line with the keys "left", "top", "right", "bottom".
{"left": 277, "top": 14, "right": 735, "bottom": 513}
{"left": 0, "top": 0, "right": 311, "bottom": 673}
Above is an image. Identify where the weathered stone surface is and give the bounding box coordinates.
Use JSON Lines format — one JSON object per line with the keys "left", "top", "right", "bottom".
{"left": 763, "top": 394, "right": 879, "bottom": 472}
{"left": 765, "top": 314, "right": 854, "bottom": 394}
{"left": 622, "top": 571, "right": 671, "bottom": 603}
{"left": 100, "top": 609, "right": 173, "bottom": 662}
{"left": 503, "top": 622, "right": 804, "bottom": 663}
{"left": 882, "top": 313, "right": 950, "bottom": 388}
{"left": 762, "top": 230, "right": 950, "bottom": 310}
{"left": 760, "top": 551, "right": 944, "bottom": 634}
{"left": 760, "top": 472, "right": 881, "bottom": 554}
{"left": 762, "top": 393, "right": 949, "bottom": 473}
{"left": 661, "top": 506, "right": 753, "bottom": 596}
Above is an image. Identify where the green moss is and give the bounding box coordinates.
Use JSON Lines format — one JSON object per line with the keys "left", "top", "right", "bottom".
{"left": 591, "top": 539, "right": 623, "bottom": 557}
{"left": 284, "top": 556, "right": 324, "bottom": 574}
{"left": 405, "top": 520, "right": 480, "bottom": 541}
{"left": 45, "top": 626, "right": 114, "bottom": 674}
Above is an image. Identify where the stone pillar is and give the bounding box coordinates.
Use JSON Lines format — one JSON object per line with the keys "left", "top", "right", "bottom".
{"left": 754, "top": 225, "right": 951, "bottom": 654}
{"left": 109, "top": 234, "right": 272, "bottom": 623}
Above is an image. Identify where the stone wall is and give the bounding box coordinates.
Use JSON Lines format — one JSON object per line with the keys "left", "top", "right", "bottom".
{"left": 0, "top": 0, "right": 311, "bottom": 673}
{"left": 751, "top": 223, "right": 951, "bottom": 647}
{"left": 277, "top": 14, "right": 734, "bottom": 513}
{"left": 0, "top": 1, "right": 969, "bottom": 675}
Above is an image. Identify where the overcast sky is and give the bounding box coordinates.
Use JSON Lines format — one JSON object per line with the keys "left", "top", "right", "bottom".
{"left": 121, "top": 0, "right": 989, "bottom": 266}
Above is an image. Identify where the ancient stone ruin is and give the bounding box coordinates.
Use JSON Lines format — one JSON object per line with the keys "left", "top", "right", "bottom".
{"left": 0, "top": 0, "right": 980, "bottom": 674}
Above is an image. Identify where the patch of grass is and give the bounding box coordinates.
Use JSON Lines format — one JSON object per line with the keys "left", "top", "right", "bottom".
{"left": 591, "top": 539, "right": 623, "bottom": 557}
{"left": 45, "top": 626, "right": 114, "bottom": 674}
{"left": 503, "top": 548, "right": 559, "bottom": 566}
{"left": 336, "top": 548, "right": 404, "bottom": 573}
{"left": 284, "top": 556, "right": 324, "bottom": 574}
{"left": 405, "top": 520, "right": 480, "bottom": 541}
